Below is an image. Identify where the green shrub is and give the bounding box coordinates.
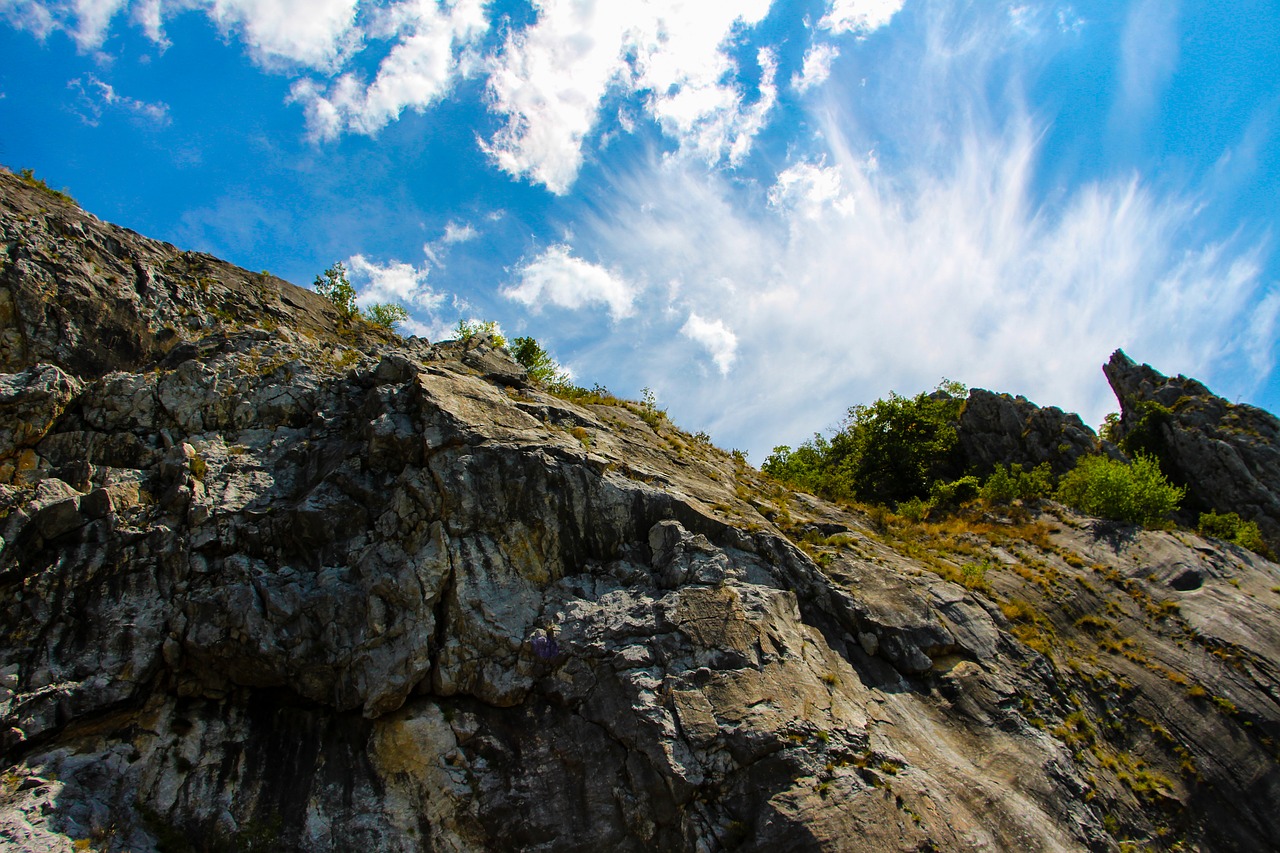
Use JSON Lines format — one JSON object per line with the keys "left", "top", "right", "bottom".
{"left": 981, "top": 462, "right": 1054, "bottom": 504}
{"left": 895, "top": 497, "right": 929, "bottom": 522}
{"left": 315, "top": 262, "right": 408, "bottom": 330}
{"left": 455, "top": 318, "right": 506, "bottom": 347}
{"left": 363, "top": 302, "right": 408, "bottom": 330}
{"left": 1054, "top": 454, "right": 1184, "bottom": 527}
{"left": 17, "top": 168, "right": 76, "bottom": 205}
{"left": 1198, "top": 510, "right": 1269, "bottom": 556}
{"left": 930, "top": 475, "right": 981, "bottom": 508}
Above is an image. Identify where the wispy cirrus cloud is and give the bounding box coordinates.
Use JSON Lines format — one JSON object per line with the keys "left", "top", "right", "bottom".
{"left": 68, "top": 73, "right": 170, "bottom": 126}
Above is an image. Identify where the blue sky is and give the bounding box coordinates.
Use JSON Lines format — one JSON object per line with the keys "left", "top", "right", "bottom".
{"left": 2, "top": 0, "right": 1277, "bottom": 460}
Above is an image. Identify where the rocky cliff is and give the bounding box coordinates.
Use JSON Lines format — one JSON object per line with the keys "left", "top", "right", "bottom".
{"left": 1104, "top": 350, "right": 1280, "bottom": 550}
{"left": 1, "top": 169, "right": 1279, "bottom": 852}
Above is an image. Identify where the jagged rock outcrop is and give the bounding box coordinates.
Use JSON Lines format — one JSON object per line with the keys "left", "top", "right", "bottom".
{"left": 1105, "top": 349, "right": 1280, "bottom": 548}
{"left": 957, "top": 388, "right": 1105, "bottom": 476}
{"left": 2, "top": 170, "right": 1280, "bottom": 852}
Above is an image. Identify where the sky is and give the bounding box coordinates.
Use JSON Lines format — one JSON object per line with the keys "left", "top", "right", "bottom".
{"left": 2, "top": 0, "right": 1278, "bottom": 461}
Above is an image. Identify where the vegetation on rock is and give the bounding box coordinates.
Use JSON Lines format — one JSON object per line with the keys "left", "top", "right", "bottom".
{"left": 1054, "top": 453, "right": 1184, "bottom": 527}
{"left": 314, "top": 261, "right": 408, "bottom": 330}
{"left": 1198, "top": 510, "right": 1269, "bottom": 556}
{"left": 763, "top": 380, "right": 966, "bottom": 505}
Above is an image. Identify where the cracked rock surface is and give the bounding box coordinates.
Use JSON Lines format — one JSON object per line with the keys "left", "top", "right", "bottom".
{"left": 2, "top": 170, "right": 1280, "bottom": 852}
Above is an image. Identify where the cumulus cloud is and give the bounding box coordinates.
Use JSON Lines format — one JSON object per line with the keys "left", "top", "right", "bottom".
{"left": 768, "top": 161, "right": 855, "bottom": 221}
{"left": 345, "top": 253, "right": 444, "bottom": 311}
{"left": 819, "top": 0, "right": 906, "bottom": 36}
{"left": 68, "top": 73, "right": 170, "bottom": 126}
{"left": 681, "top": 313, "right": 738, "bottom": 375}
{"left": 441, "top": 220, "right": 477, "bottom": 244}
{"left": 9, "top": 1, "right": 790, "bottom": 191}
{"left": 289, "top": 0, "right": 487, "bottom": 139}
{"left": 503, "top": 245, "right": 636, "bottom": 320}
{"left": 484, "top": 0, "right": 774, "bottom": 193}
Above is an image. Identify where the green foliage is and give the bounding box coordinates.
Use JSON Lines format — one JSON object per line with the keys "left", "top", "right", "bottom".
{"left": 314, "top": 262, "right": 357, "bottom": 320}
{"left": 762, "top": 435, "right": 832, "bottom": 496}
{"left": 1054, "top": 453, "right": 1184, "bottom": 527}
{"left": 17, "top": 168, "right": 76, "bottom": 205}
{"left": 1099, "top": 412, "right": 1121, "bottom": 443}
{"left": 1198, "top": 510, "right": 1269, "bottom": 556}
{"left": 762, "top": 380, "right": 967, "bottom": 505}
{"left": 638, "top": 386, "right": 667, "bottom": 429}
{"left": 455, "top": 318, "right": 506, "bottom": 348}
{"left": 314, "top": 262, "right": 408, "bottom": 330}
{"left": 1114, "top": 400, "right": 1174, "bottom": 462}
{"left": 511, "top": 336, "right": 571, "bottom": 388}
{"left": 929, "top": 475, "right": 981, "bottom": 508}
{"left": 980, "top": 462, "right": 1054, "bottom": 504}
{"left": 363, "top": 302, "right": 409, "bottom": 330}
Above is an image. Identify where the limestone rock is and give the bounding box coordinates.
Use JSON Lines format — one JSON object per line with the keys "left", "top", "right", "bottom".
{"left": 957, "top": 387, "right": 1106, "bottom": 476}
{"left": 1, "top": 169, "right": 1278, "bottom": 853}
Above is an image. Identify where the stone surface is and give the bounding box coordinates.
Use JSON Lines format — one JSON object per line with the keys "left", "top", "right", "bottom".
{"left": 1, "top": 169, "right": 1279, "bottom": 853}
{"left": 957, "top": 387, "right": 1108, "bottom": 476}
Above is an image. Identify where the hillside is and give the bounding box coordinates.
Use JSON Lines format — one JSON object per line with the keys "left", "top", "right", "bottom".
{"left": 1, "top": 168, "right": 1278, "bottom": 852}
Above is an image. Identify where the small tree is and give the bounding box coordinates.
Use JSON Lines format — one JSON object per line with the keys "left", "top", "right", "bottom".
{"left": 315, "top": 262, "right": 409, "bottom": 331}
{"left": 315, "top": 262, "right": 357, "bottom": 321}
{"left": 511, "top": 336, "right": 570, "bottom": 388}
{"left": 455, "top": 319, "right": 506, "bottom": 347}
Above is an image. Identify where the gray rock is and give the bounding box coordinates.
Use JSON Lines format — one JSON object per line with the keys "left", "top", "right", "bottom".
{"left": 1105, "top": 348, "right": 1280, "bottom": 548}
{"left": 1, "top": 168, "right": 1279, "bottom": 853}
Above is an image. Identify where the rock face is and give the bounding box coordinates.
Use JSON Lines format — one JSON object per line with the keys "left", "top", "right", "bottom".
{"left": 2, "top": 170, "right": 1280, "bottom": 852}
{"left": 957, "top": 388, "right": 1105, "bottom": 476}
{"left": 1104, "top": 349, "right": 1280, "bottom": 548}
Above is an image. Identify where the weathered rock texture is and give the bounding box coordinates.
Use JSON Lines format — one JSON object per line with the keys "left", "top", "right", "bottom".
{"left": 2, "top": 170, "right": 1279, "bottom": 852}
{"left": 957, "top": 388, "right": 1106, "bottom": 476}
{"left": 1105, "top": 349, "right": 1280, "bottom": 549}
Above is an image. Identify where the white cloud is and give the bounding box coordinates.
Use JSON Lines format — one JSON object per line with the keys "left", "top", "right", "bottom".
{"left": 5, "top": 0, "right": 361, "bottom": 67}
{"left": 423, "top": 219, "right": 479, "bottom": 266}
{"left": 794, "top": 42, "right": 838, "bottom": 93}
{"left": 1115, "top": 0, "right": 1179, "bottom": 130}
{"left": 503, "top": 245, "right": 635, "bottom": 320}
{"left": 0, "top": 1, "right": 57, "bottom": 40}
{"left": 483, "top": 0, "right": 774, "bottom": 193}
{"left": 345, "top": 253, "right": 444, "bottom": 311}
{"left": 69, "top": 0, "right": 129, "bottom": 50}
{"left": 68, "top": 73, "right": 170, "bottom": 126}
{"left": 289, "top": 0, "right": 487, "bottom": 139}
{"left": 681, "top": 313, "right": 737, "bottom": 375}
{"left": 567, "top": 112, "right": 1272, "bottom": 458}
{"left": 200, "top": 0, "right": 361, "bottom": 70}
{"left": 441, "top": 220, "right": 477, "bottom": 244}
{"left": 768, "top": 161, "right": 855, "bottom": 221}
{"left": 819, "top": 0, "right": 905, "bottom": 36}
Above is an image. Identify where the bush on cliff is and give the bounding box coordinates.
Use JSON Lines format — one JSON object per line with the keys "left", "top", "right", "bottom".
{"left": 315, "top": 262, "right": 409, "bottom": 330}
{"left": 1198, "top": 510, "right": 1269, "bottom": 556}
{"left": 1054, "top": 453, "right": 1184, "bottom": 527}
